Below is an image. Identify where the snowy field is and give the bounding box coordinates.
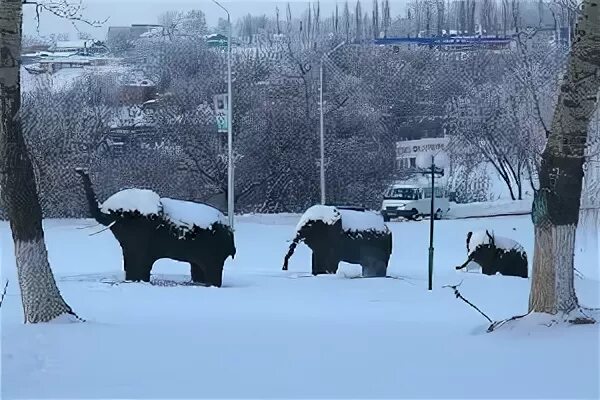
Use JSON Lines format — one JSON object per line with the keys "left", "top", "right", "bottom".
{"left": 1, "top": 214, "right": 599, "bottom": 399}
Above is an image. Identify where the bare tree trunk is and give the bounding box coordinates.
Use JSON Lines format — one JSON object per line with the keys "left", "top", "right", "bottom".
{"left": 0, "top": 0, "right": 76, "bottom": 323}
{"left": 529, "top": 0, "right": 600, "bottom": 315}
{"left": 436, "top": 0, "right": 444, "bottom": 36}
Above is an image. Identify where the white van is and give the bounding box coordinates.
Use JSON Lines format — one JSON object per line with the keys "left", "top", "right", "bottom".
{"left": 381, "top": 182, "right": 450, "bottom": 222}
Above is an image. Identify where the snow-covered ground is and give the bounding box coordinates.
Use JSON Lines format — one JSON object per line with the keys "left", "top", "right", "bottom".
{"left": 447, "top": 198, "right": 532, "bottom": 219}
{"left": 1, "top": 214, "right": 599, "bottom": 398}
{"left": 20, "top": 64, "right": 129, "bottom": 93}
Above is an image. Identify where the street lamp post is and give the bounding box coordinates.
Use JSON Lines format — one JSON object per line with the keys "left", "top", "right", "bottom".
{"left": 212, "top": 0, "right": 234, "bottom": 229}
{"left": 417, "top": 151, "right": 449, "bottom": 290}
{"left": 319, "top": 41, "right": 345, "bottom": 205}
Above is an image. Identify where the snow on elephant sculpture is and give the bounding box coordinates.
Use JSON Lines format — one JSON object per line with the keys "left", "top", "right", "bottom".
{"left": 75, "top": 168, "right": 235, "bottom": 287}
{"left": 282, "top": 205, "right": 392, "bottom": 277}
{"left": 455, "top": 230, "right": 528, "bottom": 278}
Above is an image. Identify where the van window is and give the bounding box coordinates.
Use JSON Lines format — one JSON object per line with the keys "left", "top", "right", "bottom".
{"left": 424, "top": 187, "right": 445, "bottom": 198}
{"left": 385, "top": 188, "right": 419, "bottom": 200}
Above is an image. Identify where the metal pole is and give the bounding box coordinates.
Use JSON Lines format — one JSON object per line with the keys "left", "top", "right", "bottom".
{"left": 226, "top": 13, "right": 234, "bottom": 229}
{"left": 319, "top": 63, "right": 325, "bottom": 205}
{"left": 318, "top": 41, "right": 345, "bottom": 205}
{"left": 428, "top": 155, "right": 435, "bottom": 291}
{"left": 212, "top": 0, "right": 234, "bottom": 228}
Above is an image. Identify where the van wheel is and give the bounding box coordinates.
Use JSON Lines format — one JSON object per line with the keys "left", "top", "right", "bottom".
{"left": 434, "top": 209, "right": 443, "bottom": 220}
{"left": 411, "top": 211, "right": 422, "bottom": 221}
{"left": 383, "top": 214, "right": 390, "bottom": 222}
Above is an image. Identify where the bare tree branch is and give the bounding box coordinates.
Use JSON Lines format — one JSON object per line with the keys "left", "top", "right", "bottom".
{"left": 23, "top": 0, "right": 108, "bottom": 33}
{"left": 0, "top": 280, "right": 8, "bottom": 309}
{"left": 442, "top": 281, "right": 493, "bottom": 323}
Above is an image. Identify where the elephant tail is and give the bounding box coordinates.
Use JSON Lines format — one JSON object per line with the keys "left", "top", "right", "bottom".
{"left": 282, "top": 231, "right": 304, "bottom": 271}
{"left": 74, "top": 168, "right": 115, "bottom": 226}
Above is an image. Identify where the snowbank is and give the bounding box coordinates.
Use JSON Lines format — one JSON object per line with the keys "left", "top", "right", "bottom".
{"left": 100, "top": 188, "right": 162, "bottom": 216}
{"left": 339, "top": 209, "right": 388, "bottom": 233}
{"left": 448, "top": 199, "right": 532, "bottom": 219}
{"left": 336, "top": 262, "right": 363, "bottom": 278}
{"left": 161, "top": 198, "right": 228, "bottom": 230}
{"left": 295, "top": 205, "right": 341, "bottom": 231}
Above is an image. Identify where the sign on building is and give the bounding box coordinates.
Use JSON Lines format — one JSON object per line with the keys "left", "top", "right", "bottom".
{"left": 213, "top": 93, "right": 228, "bottom": 133}
{"left": 395, "top": 137, "right": 449, "bottom": 170}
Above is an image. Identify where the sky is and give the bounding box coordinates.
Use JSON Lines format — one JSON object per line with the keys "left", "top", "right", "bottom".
{"left": 22, "top": 0, "right": 408, "bottom": 40}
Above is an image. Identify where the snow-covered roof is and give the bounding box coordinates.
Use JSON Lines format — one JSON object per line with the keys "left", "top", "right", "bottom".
{"left": 139, "top": 27, "right": 163, "bottom": 38}
{"left": 468, "top": 230, "right": 525, "bottom": 254}
{"left": 389, "top": 184, "right": 421, "bottom": 189}
{"left": 54, "top": 40, "right": 94, "bottom": 49}
{"left": 38, "top": 51, "right": 79, "bottom": 58}
{"left": 161, "top": 198, "right": 228, "bottom": 230}
{"left": 205, "top": 33, "right": 226, "bottom": 39}
{"left": 128, "top": 78, "right": 155, "bottom": 87}
{"left": 100, "top": 188, "right": 162, "bottom": 215}
{"left": 296, "top": 205, "right": 388, "bottom": 234}
{"left": 108, "top": 105, "right": 155, "bottom": 128}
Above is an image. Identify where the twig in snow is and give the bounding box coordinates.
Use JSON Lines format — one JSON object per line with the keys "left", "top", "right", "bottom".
{"left": 486, "top": 313, "right": 529, "bottom": 332}
{"left": 442, "top": 281, "right": 493, "bottom": 323}
{"left": 0, "top": 280, "right": 8, "bottom": 309}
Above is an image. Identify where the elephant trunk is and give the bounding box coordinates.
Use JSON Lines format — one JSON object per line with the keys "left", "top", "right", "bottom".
{"left": 455, "top": 254, "right": 474, "bottom": 270}
{"left": 74, "top": 168, "right": 114, "bottom": 226}
{"left": 282, "top": 231, "right": 304, "bottom": 271}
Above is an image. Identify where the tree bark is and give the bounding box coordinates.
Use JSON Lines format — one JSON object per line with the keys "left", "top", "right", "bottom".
{"left": 529, "top": 0, "right": 600, "bottom": 314}
{"left": 0, "top": 0, "right": 76, "bottom": 323}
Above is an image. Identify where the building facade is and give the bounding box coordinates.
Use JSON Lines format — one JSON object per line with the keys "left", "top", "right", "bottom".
{"left": 395, "top": 136, "right": 449, "bottom": 171}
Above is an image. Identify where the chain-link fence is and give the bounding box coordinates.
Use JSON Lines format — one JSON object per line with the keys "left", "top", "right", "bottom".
{"left": 1, "top": 11, "right": 598, "bottom": 220}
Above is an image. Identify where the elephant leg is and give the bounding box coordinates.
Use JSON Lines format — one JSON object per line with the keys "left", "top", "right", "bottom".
{"left": 190, "top": 262, "right": 206, "bottom": 284}
{"left": 360, "top": 245, "right": 388, "bottom": 278}
{"left": 361, "top": 248, "right": 387, "bottom": 278}
{"left": 123, "top": 249, "right": 152, "bottom": 282}
{"left": 311, "top": 253, "right": 322, "bottom": 275}
{"left": 362, "top": 259, "right": 387, "bottom": 277}
{"left": 480, "top": 260, "right": 497, "bottom": 276}
{"left": 204, "top": 261, "right": 223, "bottom": 288}
{"left": 312, "top": 252, "right": 338, "bottom": 275}
{"left": 325, "top": 258, "right": 339, "bottom": 274}
{"left": 140, "top": 260, "right": 153, "bottom": 282}
{"left": 312, "top": 252, "right": 327, "bottom": 275}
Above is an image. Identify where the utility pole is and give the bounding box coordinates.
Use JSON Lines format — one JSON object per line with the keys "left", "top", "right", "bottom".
{"left": 319, "top": 41, "right": 345, "bottom": 204}
{"left": 418, "top": 152, "right": 448, "bottom": 290}
{"left": 212, "top": 0, "right": 234, "bottom": 228}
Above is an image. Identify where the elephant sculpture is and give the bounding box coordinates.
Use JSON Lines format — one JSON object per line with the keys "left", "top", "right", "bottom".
{"left": 455, "top": 230, "right": 528, "bottom": 278}
{"left": 75, "top": 168, "right": 235, "bottom": 287}
{"left": 283, "top": 205, "right": 392, "bottom": 277}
